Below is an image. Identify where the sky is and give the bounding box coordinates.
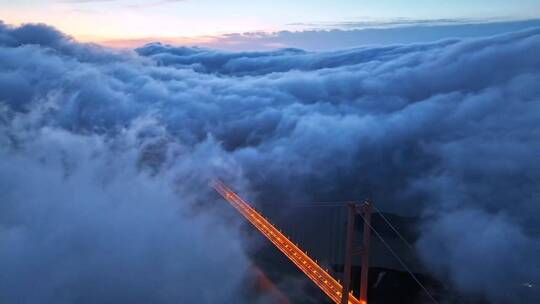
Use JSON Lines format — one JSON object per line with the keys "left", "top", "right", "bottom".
{"left": 1, "top": 0, "right": 540, "bottom": 48}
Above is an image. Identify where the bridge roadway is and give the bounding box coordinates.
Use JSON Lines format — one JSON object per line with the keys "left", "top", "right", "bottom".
{"left": 213, "top": 180, "right": 361, "bottom": 304}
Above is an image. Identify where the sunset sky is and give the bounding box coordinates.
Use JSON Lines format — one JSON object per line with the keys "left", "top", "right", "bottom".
{"left": 1, "top": 0, "right": 540, "bottom": 47}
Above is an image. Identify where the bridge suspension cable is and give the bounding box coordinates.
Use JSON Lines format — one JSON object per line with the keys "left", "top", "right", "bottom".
{"left": 293, "top": 202, "right": 416, "bottom": 253}
{"left": 304, "top": 201, "right": 439, "bottom": 304}
{"left": 357, "top": 212, "right": 440, "bottom": 304}
{"left": 370, "top": 203, "right": 415, "bottom": 253}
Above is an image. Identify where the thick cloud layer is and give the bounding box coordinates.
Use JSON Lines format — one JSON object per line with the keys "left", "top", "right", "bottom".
{"left": 0, "top": 129, "right": 248, "bottom": 303}
{"left": 1, "top": 21, "right": 540, "bottom": 303}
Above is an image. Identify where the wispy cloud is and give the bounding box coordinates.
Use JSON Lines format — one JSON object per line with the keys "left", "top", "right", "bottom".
{"left": 60, "top": 0, "right": 187, "bottom": 6}
{"left": 286, "top": 17, "right": 517, "bottom": 31}
{"left": 60, "top": 0, "right": 118, "bottom": 3}
{"left": 126, "top": 0, "right": 188, "bottom": 9}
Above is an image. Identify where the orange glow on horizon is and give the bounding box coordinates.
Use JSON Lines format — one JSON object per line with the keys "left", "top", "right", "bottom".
{"left": 0, "top": 4, "right": 274, "bottom": 49}
{"left": 80, "top": 35, "right": 220, "bottom": 49}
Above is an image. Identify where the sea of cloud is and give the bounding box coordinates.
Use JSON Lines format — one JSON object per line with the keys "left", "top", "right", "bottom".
{"left": 1, "top": 21, "right": 540, "bottom": 303}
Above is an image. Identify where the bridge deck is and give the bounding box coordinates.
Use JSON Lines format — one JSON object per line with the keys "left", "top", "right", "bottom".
{"left": 213, "top": 180, "right": 361, "bottom": 304}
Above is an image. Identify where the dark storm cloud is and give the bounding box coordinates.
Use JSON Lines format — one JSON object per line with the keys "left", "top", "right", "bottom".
{"left": 1, "top": 21, "right": 540, "bottom": 303}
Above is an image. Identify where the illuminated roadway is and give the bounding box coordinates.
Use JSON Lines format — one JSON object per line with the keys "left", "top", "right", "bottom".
{"left": 212, "top": 180, "right": 361, "bottom": 304}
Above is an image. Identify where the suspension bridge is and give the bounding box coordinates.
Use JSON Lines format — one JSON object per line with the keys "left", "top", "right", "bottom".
{"left": 212, "top": 180, "right": 438, "bottom": 304}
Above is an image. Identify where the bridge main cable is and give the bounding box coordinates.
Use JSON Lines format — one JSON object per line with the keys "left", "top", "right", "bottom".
{"left": 212, "top": 180, "right": 361, "bottom": 304}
